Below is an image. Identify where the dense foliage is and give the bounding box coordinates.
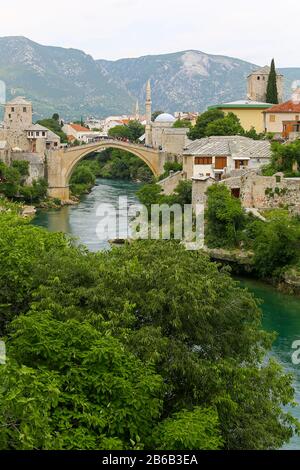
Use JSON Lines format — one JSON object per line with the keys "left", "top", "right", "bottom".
{"left": 205, "top": 185, "right": 300, "bottom": 278}
{"left": 0, "top": 213, "right": 298, "bottom": 449}
{"left": 189, "top": 109, "right": 263, "bottom": 140}
{"left": 108, "top": 121, "right": 145, "bottom": 142}
{"left": 158, "top": 161, "right": 183, "bottom": 181}
{"left": 0, "top": 161, "right": 47, "bottom": 203}
{"left": 137, "top": 180, "right": 192, "bottom": 211}
{"left": 205, "top": 184, "right": 246, "bottom": 248}
{"left": 262, "top": 141, "right": 300, "bottom": 177}
{"left": 173, "top": 119, "right": 192, "bottom": 129}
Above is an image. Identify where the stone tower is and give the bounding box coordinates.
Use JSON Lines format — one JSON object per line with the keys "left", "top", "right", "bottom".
{"left": 135, "top": 100, "right": 140, "bottom": 121}
{"left": 145, "top": 80, "right": 152, "bottom": 146}
{"left": 247, "top": 66, "right": 284, "bottom": 103}
{"left": 4, "top": 96, "right": 33, "bottom": 130}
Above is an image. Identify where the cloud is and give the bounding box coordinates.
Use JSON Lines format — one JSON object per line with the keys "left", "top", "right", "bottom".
{"left": 0, "top": 0, "right": 299, "bottom": 66}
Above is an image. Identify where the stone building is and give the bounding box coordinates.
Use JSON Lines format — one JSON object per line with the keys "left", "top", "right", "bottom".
{"left": 222, "top": 170, "right": 300, "bottom": 213}
{"left": 247, "top": 65, "right": 284, "bottom": 103}
{"left": 144, "top": 81, "right": 189, "bottom": 155}
{"left": 0, "top": 96, "right": 61, "bottom": 182}
{"left": 183, "top": 136, "right": 271, "bottom": 181}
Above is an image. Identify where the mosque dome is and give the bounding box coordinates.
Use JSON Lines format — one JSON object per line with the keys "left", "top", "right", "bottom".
{"left": 155, "top": 113, "right": 176, "bottom": 123}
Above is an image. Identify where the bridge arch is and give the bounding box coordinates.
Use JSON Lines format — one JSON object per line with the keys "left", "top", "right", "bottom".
{"left": 47, "top": 139, "right": 163, "bottom": 201}
{"left": 65, "top": 141, "right": 159, "bottom": 184}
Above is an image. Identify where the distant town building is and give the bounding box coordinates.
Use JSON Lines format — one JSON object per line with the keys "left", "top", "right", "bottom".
{"left": 208, "top": 99, "right": 272, "bottom": 133}
{"left": 143, "top": 81, "right": 189, "bottom": 154}
{"left": 183, "top": 136, "right": 271, "bottom": 181}
{"left": 174, "top": 112, "right": 199, "bottom": 125}
{"left": 62, "top": 123, "right": 102, "bottom": 143}
{"left": 247, "top": 66, "right": 284, "bottom": 103}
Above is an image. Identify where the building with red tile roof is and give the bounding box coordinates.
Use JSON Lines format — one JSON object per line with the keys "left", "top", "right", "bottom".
{"left": 264, "top": 92, "right": 300, "bottom": 136}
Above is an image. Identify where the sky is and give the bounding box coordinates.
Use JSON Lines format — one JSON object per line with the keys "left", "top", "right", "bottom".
{"left": 0, "top": 0, "right": 299, "bottom": 67}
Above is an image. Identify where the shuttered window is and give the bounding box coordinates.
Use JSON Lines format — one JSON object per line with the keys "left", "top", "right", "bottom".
{"left": 195, "top": 156, "right": 212, "bottom": 165}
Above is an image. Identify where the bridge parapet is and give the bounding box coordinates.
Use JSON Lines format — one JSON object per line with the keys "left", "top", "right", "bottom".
{"left": 46, "top": 139, "right": 165, "bottom": 201}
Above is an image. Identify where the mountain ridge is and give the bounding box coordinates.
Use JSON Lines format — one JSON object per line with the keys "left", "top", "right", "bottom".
{"left": 0, "top": 36, "right": 299, "bottom": 120}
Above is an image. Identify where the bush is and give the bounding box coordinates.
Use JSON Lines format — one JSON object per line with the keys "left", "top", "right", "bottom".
{"left": 205, "top": 184, "right": 246, "bottom": 248}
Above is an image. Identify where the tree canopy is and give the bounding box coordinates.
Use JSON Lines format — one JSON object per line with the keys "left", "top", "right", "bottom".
{"left": 0, "top": 212, "right": 298, "bottom": 449}
{"left": 108, "top": 120, "right": 145, "bottom": 142}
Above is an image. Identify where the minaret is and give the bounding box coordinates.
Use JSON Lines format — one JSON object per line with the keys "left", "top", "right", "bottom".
{"left": 135, "top": 100, "right": 140, "bottom": 121}
{"left": 145, "top": 80, "right": 152, "bottom": 146}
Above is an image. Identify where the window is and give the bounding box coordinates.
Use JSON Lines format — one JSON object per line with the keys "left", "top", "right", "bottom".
{"left": 8, "top": 114, "right": 11, "bottom": 118}
{"left": 215, "top": 157, "right": 227, "bottom": 169}
{"left": 269, "top": 115, "right": 276, "bottom": 122}
{"left": 36, "top": 132, "right": 39, "bottom": 137}
{"left": 235, "top": 160, "right": 249, "bottom": 169}
{"left": 276, "top": 175, "right": 281, "bottom": 183}
{"left": 42, "top": 132, "right": 46, "bottom": 137}
{"left": 257, "top": 76, "right": 260, "bottom": 80}
{"left": 23, "top": 107, "right": 27, "bottom": 112}
{"left": 194, "top": 156, "right": 212, "bottom": 165}
{"left": 296, "top": 115, "right": 299, "bottom": 121}
{"left": 11, "top": 107, "right": 14, "bottom": 112}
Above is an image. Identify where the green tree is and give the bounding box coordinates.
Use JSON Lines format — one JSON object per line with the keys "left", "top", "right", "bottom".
{"left": 253, "top": 211, "right": 300, "bottom": 277}
{"left": 108, "top": 121, "right": 145, "bottom": 143}
{"left": 153, "top": 407, "right": 223, "bottom": 450}
{"left": 172, "top": 180, "right": 192, "bottom": 205}
{"left": 205, "top": 184, "right": 246, "bottom": 247}
{"left": 173, "top": 119, "right": 192, "bottom": 129}
{"left": 0, "top": 163, "right": 21, "bottom": 198}
{"left": 19, "top": 179, "right": 48, "bottom": 203}
{"left": 243, "top": 126, "right": 264, "bottom": 140}
{"left": 266, "top": 59, "right": 279, "bottom": 104}
{"left": 11, "top": 161, "right": 29, "bottom": 178}
{"left": 205, "top": 112, "right": 244, "bottom": 136}
{"left": 188, "top": 109, "right": 225, "bottom": 140}
{"left": 269, "top": 140, "right": 300, "bottom": 175}
{"left": 137, "top": 183, "right": 162, "bottom": 210}
{"left": 0, "top": 214, "right": 299, "bottom": 449}
{"left": 0, "top": 312, "right": 163, "bottom": 450}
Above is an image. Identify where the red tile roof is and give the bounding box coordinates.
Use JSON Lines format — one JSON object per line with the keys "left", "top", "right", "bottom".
{"left": 264, "top": 100, "right": 300, "bottom": 113}
{"left": 70, "top": 123, "right": 90, "bottom": 132}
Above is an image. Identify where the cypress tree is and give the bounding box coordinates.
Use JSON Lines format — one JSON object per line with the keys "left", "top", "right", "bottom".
{"left": 266, "top": 59, "right": 279, "bottom": 104}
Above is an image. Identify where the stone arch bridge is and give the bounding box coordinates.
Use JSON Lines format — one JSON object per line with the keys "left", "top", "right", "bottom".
{"left": 46, "top": 140, "right": 164, "bottom": 201}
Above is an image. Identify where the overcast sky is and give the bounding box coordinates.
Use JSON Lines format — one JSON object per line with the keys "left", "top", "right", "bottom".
{"left": 1, "top": 0, "right": 299, "bottom": 66}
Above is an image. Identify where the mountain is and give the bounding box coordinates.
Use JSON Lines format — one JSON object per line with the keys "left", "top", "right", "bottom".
{"left": 0, "top": 36, "right": 299, "bottom": 120}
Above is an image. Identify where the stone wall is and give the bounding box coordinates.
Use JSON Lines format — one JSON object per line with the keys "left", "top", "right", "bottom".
{"left": 11, "top": 152, "right": 45, "bottom": 184}
{"left": 159, "top": 171, "right": 185, "bottom": 195}
{"left": 223, "top": 170, "right": 300, "bottom": 213}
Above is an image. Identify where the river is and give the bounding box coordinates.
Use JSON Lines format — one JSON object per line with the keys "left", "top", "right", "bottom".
{"left": 32, "top": 178, "right": 300, "bottom": 450}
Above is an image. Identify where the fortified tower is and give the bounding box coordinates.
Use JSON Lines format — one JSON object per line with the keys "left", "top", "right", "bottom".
{"left": 247, "top": 66, "right": 284, "bottom": 103}
{"left": 4, "top": 96, "right": 33, "bottom": 130}
{"left": 145, "top": 80, "right": 152, "bottom": 146}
